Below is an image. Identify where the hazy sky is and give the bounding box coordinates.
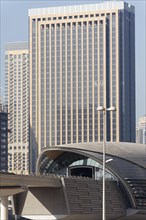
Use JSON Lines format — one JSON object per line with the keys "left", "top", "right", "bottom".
{"left": 0, "top": 0, "right": 145, "bottom": 122}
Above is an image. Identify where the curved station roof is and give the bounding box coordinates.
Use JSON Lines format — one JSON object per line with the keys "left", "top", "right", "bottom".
{"left": 37, "top": 142, "right": 146, "bottom": 211}
{"left": 37, "top": 142, "right": 146, "bottom": 175}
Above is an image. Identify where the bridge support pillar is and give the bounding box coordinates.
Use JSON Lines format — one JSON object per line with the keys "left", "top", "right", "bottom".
{"left": 1, "top": 196, "right": 8, "bottom": 220}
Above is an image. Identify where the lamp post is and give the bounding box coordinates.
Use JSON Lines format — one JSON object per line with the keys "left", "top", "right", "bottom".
{"left": 97, "top": 106, "right": 116, "bottom": 220}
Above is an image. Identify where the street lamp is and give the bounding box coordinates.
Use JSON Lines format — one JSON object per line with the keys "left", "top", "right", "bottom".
{"left": 97, "top": 106, "right": 116, "bottom": 220}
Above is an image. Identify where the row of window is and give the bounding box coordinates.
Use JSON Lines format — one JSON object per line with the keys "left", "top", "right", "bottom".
{"left": 32, "top": 12, "right": 116, "bottom": 22}
{"left": 40, "top": 20, "right": 105, "bottom": 29}
{"left": 9, "top": 146, "right": 28, "bottom": 150}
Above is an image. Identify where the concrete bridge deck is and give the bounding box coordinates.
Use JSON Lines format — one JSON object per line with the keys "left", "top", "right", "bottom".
{"left": 0, "top": 173, "right": 62, "bottom": 189}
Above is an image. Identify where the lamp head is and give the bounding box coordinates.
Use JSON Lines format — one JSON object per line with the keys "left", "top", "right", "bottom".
{"left": 97, "top": 106, "right": 104, "bottom": 111}
{"left": 107, "top": 106, "right": 116, "bottom": 111}
{"left": 105, "top": 158, "right": 113, "bottom": 163}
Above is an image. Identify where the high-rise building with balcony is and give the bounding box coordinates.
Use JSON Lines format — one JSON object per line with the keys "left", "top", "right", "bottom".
{"left": 136, "top": 116, "right": 146, "bottom": 144}
{"left": 5, "top": 42, "right": 29, "bottom": 174}
{"left": 29, "top": 1, "right": 135, "bottom": 171}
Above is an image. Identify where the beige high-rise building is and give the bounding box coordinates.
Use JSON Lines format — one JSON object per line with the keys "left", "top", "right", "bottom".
{"left": 136, "top": 116, "right": 146, "bottom": 144}
{"left": 29, "top": 1, "right": 135, "bottom": 171}
{"left": 5, "top": 42, "right": 29, "bottom": 174}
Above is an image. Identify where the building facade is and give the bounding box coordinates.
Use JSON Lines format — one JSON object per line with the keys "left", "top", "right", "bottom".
{"left": 5, "top": 42, "right": 29, "bottom": 174}
{"left": 29, "top": 1, "right": 135, "bottom": 171}
{"left": 0, "top": 105, "right": 8, "bottom": 172}
{"left": 136, "top": 116, "right": 146, "bottom": 144}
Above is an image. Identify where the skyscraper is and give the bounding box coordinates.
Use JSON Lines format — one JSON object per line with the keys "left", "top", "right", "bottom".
{"left": 5, "top": 42, "right": 29, "bottom": 174}
{"left": 136, "top": 116, "right": 146, "bottom": 144}
{"left": 29, "top": 1, "right": 135, "bottom": 171}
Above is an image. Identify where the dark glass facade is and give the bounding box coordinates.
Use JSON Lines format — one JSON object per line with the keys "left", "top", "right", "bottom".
{"left": 0, "top": 111, "right": 8, "bottom": 172}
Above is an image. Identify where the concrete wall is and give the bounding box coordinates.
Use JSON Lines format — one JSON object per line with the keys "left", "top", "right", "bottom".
{"left": 13, "top": 187, "right": 67, "bottom": 216}
{"left": 64, "top": 178, "right": 127, "bottom": 219}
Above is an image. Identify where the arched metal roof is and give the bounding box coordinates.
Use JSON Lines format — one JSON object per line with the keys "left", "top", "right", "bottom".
{"left": 36, "top": 142, "right": 146, "bottom": 209}
{"left": 38, "top": 142, "right": 146, "bottom": 169}
{"left": 36, "top": 142, "right": 146, "bottom": 183}
{"left": 36, "top": 142, "right": 146, "bottom": 210}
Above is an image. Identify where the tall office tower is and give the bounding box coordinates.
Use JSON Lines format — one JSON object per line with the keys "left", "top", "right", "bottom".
{"left": 29, "top": 1, "right": 135, "bottom": 171}
{"left": 136, "top": 116, "right": 146, "bottom": 144}
{"left": 0, "top": 104, "right": 8, "bottom": 172}
{"left": 5, "top": 42, "right": 29, "bottom": 174}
